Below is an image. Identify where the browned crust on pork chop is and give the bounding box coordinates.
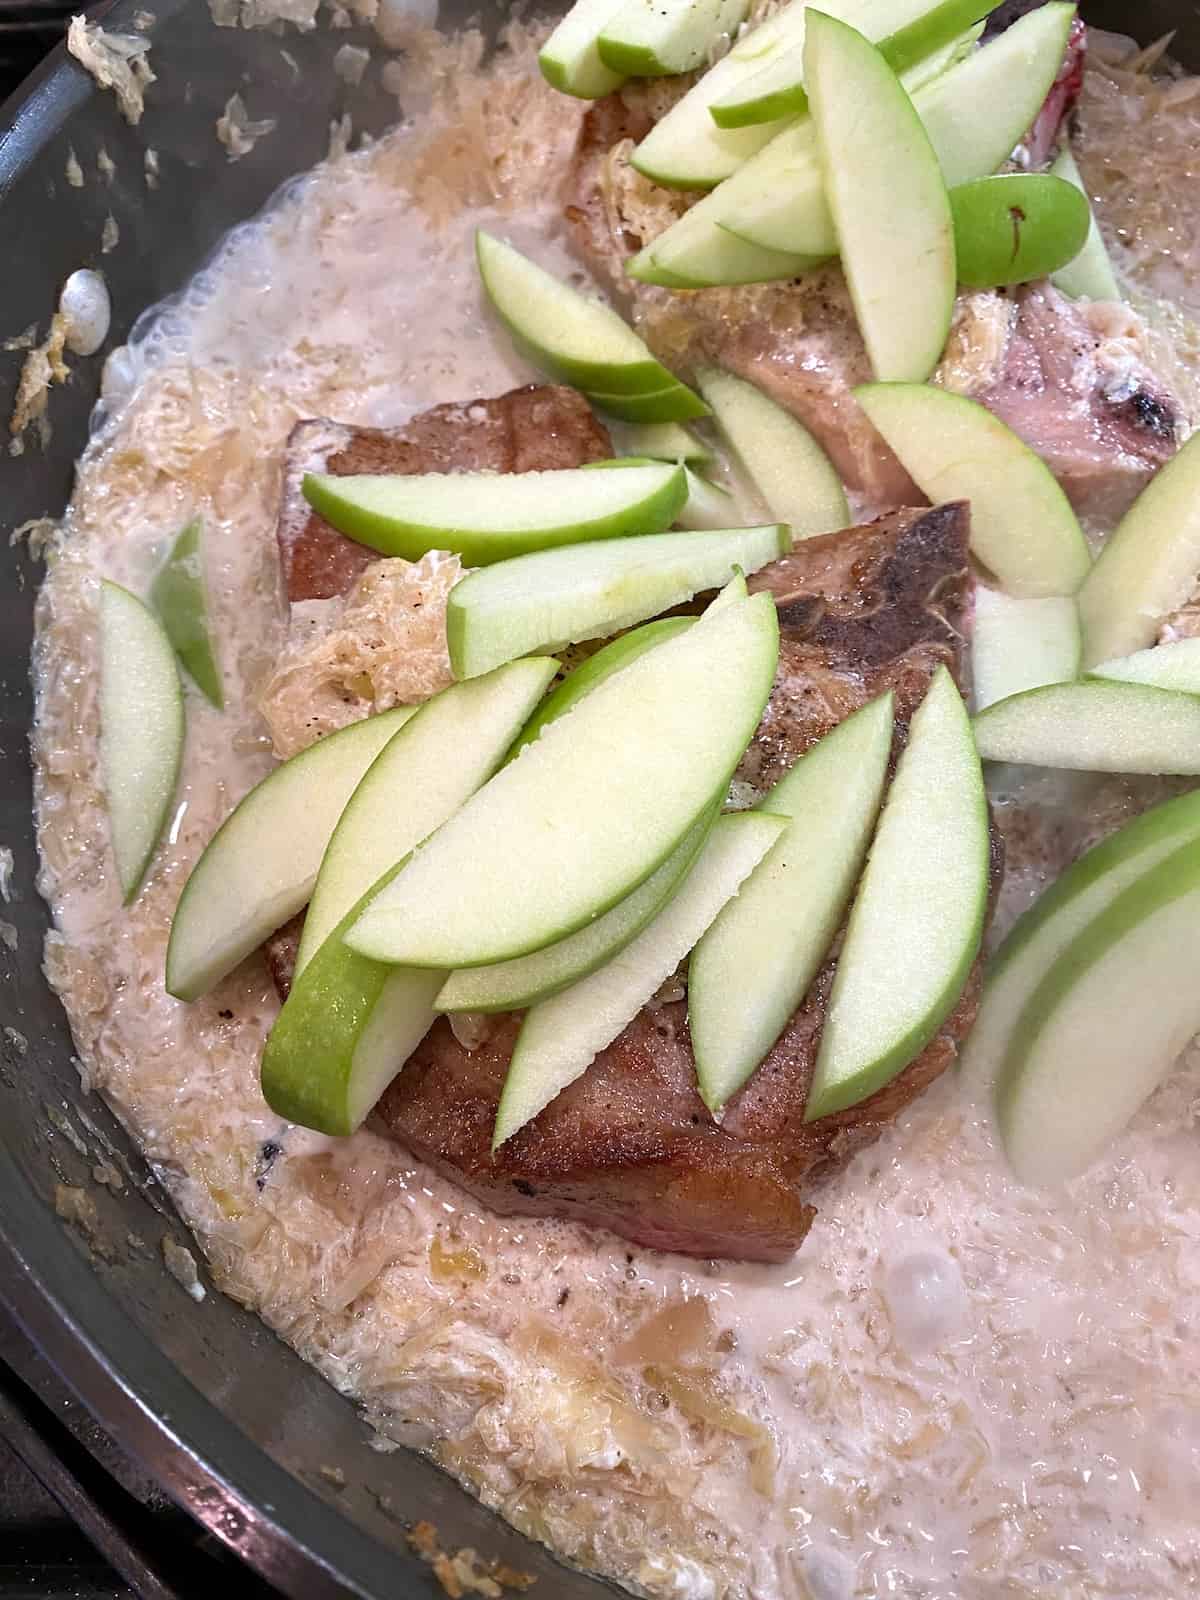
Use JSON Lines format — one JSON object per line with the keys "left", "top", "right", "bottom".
{"left": 373, "top": 502, "right": 1001, "bottom": 1262}
{"left": 277, "top": 385, "right": 613, "bottom": 601}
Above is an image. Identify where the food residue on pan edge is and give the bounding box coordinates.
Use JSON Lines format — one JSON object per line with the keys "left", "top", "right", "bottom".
{"left": 25, "top": 15, "right": 1200, "bottom": 1600}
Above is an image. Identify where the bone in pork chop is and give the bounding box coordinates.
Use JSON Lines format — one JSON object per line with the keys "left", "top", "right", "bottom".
{"left": 565, "top": 26, "right": 1182, "bottom": 521}
{"left": 373, "top": 504, "right": 1002, "bottom": 1263}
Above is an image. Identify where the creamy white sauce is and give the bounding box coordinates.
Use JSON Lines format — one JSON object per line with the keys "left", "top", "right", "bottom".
{"left": 31, "top": 24, "right": 1200, "bottom": 1600}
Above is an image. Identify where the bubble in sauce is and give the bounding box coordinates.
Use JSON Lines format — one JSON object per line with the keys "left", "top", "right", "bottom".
{"left": 882, "top": 1248, "right": 967, "bottom": 1354}
{"left": 793, "top": 1544, "right": 855, "bottom": 1600}
{"left": 58, "top": 269, "right": 111, "bottom": 357}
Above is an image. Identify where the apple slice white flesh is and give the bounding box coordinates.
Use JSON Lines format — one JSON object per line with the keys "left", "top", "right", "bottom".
{"left": 708, "top": 0, "right": 985, "bottom": 129}
{"left": 972, "top": 680, "right": 1200, "bottom": 775}
{"left": 446, "top": 523, "right": 788, "bottom": 679}
{"left": 597, "top": 0, "right": 748, "bottom": 77}
{"left": 538, "top": 0, "right": 628, "bottom": 98}
{"left": 677, "top": 469, "right": 740, "bottom": 531}
{"left": 697, "top": 367, "right": 848, "bottom": 538}
{"left": 166, "top": 707, "right": 416, "bottom": 1001}
{"left": 345, "top": 587, "right": 780, "bottom": 969}
{"left": 972, "top": 587, "right": 1081, "bottom": 713}
{"left": 806, "top": 666, "right": 988, "bottom": 1121}
{"left": 716, "top": 3, "right": 1072, "bottom": 257}
{"left": 856, "top": 384, "right": 1091, "bottom": 597}
{"left": 1049, "top": 144, "right": 1122, "bottom": 304}
{"left": 804, "top": 11, "right": 955, "bottom": 385}
{"left": 295, "top": 659, "right": 558, "bottom": 971}
{"left": 493, "top": 811, "right": 787, "bottom": 1148}
{"left": 1089, "top": 637, "right": 1200, "bottom": 695}
{"left": 960, "top": 786, "right": 1200, "bottom": 1096}
{"left": 618, "top": 421, "right": 713, "bottom": 465}
{"left": 99, "top": 581, "right": 185, "bottom": 905}
{"left": 996, "top": 834, "right": 1200, "bottom": 1186}
{"left": 260, "top": 660, "right": 557, "bottom": 1137}
{"left": 436, "top": 810, "right": 714, "bottom": 1013}
{"left": 626, "top": 215, "right": 818, "bottom": 290}
{"left": 150, "top": 518, "right": 223, "bottom": 709}
{"left": 302, "top": 461, "right": 687, "bottom": 568}
{"left": 690, "top": 692, "right": 894, "bottom": 1112}
{"left": 476, "top": 232, "right": 692, "bottom": 398}
{"left": 1077, "top": 431, "right": 1200, "bottom": 667}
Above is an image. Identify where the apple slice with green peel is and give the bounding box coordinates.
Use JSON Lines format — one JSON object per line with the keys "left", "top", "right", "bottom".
{"left": 1077, "top": 432, "right": 1200, "bottom": 668}
{"left": 584, "top": 381, "right": 711, "bottom": 424}
{"left": 856, "top": 384, "right": 1091, "bottom": 597}
{"left": 1089, "top": 638, "right": 1200, "bottom": 695}
{"left": 1049, "top": 145, "right": 1121, "bottom": 303}
{"left": 99, "top": 581, "right": 185, "bottom": 905}
{"left": 476, "top": 233, "right": 692, "bottom": 397}
{"left": 961, "top": 786, "right": 1200, "bottom": 1096}
{"left": 493, "top": 810, "right": 786, "bottom": 1147}
{"left": 295, "top": 659, "right": 558, "bottom": 972}
{"left": 597, "top": 0, "right": 748, "bottom": 77}
{"left": 950, "top": 173, "right": 1090, "bottom": 289}
{"left": 437, "top": 810, "right": 714, "bottom": 1014}
{"left": 806, "top": 666, "right": 988, "bottom": 1121}
{"left": 150, "top": 518, "right": 223, "bottom": 709}
{"left": 716, "top": 4, "right": 1073, "bottom": 258}
{"left": 618, "top": 421, "right": 712, "bottom": 465}
{"left": 690, "top": 692, "right": 894, "bottom": 1112}
{"left": 697, "top": 367, "right": 848, "bottom": 538}
{"left": 972, "top": 587, "right": 1081, "bottom": 713}
{"left": 346, "top": 587, "right": 780, "bottom": 969}
{"left": 677, "top": 469, "right": 739, "bottom": 531}
{"left": 446, "top": 523, "right": 788, "bottom": 678}
{"left": 805, "top": 12, "right": 955, "bottom": 385}
{"left": 538, "top": 0, "right": 628, "bottom": 99}
{"left": 972, "top": 680, "right": 1200, "bottom": 774}
{"left": 260, "top": 660, "right": 558, "bottom": 1138}
{"left": 166, "top": 707, "right": 416, "bottom": 1001}
{"left": 626, "top": 217, "right": 817, "bottom": 290}
{"left": 708, "top": 1, "right": 986, "bottom": 129}
{"left": 302, "top": 462, "right": 687, "bottom": 568}
{"left": 996, "top": 834, "right": 1200, "bottom": 1186}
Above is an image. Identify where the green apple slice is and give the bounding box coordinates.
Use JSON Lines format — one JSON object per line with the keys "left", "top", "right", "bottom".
{"left": 99, "top": 580, "right": 185, "bottom": 905}
{"left": 1089, "top": 638, "right": 1200, "bottom": 695}
{"left": 436, "top": 810, "right": 714, "bottom": 1013}
{"left": 476, "top": 232, "right": 693, "bottom": 398}
{"left": 345, "top": 587, "right": 780, "bottom": 968}
{"left": 493, "top": 810, "right": 787, "bottom": 1147}
{"left": 295, "top": 659, "right": 558, "bottom": 972}
{"left": 806, "top": 666, "right": 988, "bottom": 1120}
{"left": 302, "top": 462, "right": 687, "bottom": 568}
{"left": 690, "top": 692, "right": 894, "bottom": 1112}
{"left": 150, "top": 518, "right": 223, "bottom": 709}
{"left": 697, "top": 367, "right": 848, "bottom": 538}
{"left": 972, "top": 587, "right": 1081, "bottom": 713}
{"left": 1049, "top": 145, "right": 1122, "bottom": 303}
{"left": 961, "top": 786, "right": 1200, "bottom": 1096}
{"left": 972, "top": 680, "right": 1200, "bottom": 774}
{"left": 260, "top": 660, "right": 557, "bottom": 1137}
{"left": 950, "top": 173, "right": 1090, "bottom": 289}
{"left": 166, "top": 707, "right": 416, "bottom": 1001}
{"left": 584, "top": 381, "right": 711, "bottom": 424}
{"left": 677, "top": 469, "right": 739, "bottom": 530}
{"left": 996, "top": 834, "right": 1200, "bottom": 1185}
{"left": 1077, "top": 432, "right": 1200, "bottom": 668}
{"left": 538, "top": 0, "right": 628, "bottom": 98}
{"left": 856, "top": 384, "right": 1091, "bottom": 597}
{"left": 618, "top": 421, "right": 713, "bottom": 465}
{"left": 597, "top": 0, "right": 748, "bottom": 77}
{"left": 708, "top": 0, "right": 987, "bottom": 129}
{"left": 446, "top": 523, "right": 788, "bottom": 678}
{"left": 716, "top": 4, "right": 1073, "bottom": 257}
{"left": 805, "top": 11, "right": 955, "bottom": 385}
{"left": 626, "top": 215, "right": 817, "bottom": 290}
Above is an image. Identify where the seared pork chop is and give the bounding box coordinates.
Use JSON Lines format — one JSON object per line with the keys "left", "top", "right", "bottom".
{"left": 565, "top": 26, "right": 1182, "bottom": 521}
{"left": 372, "top": 504, "right": 1001, "bottom": 1263}
{"left": 278, "top": 385, "right": 613, "bottom": 601}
